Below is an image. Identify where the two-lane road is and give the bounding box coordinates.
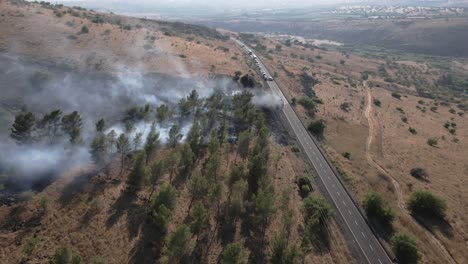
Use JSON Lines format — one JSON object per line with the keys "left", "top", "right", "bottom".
{"left": 234, "top": 39, "right": 393, "bottom": 264}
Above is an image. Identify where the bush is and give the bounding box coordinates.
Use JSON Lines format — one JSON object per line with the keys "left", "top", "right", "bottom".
{"left": 298, "top": 97, "right": 316, "bottom": 112}
{"left": 409, "top": 127, "right": 417, "bottom": 134}
{"left": 81, "top": 25, "right": 89, "bottom": 34}
{"left": 342, "top": 152, "right": 351, "bottom": 160}
{"left": 308, "top": 120, "right": 325, "bottom": 138}
{"left": 240, "top": 74, "right": 255, "bottom": 88}
{"left": 391, "top": 233, "right": 419, "bottom": 264}
{"left": 374, "top": 99, "right": 381, "bottom": 107}
{"left": 402, "top": 117, "right": 408, "bottom": 123}
{"left": 50, "top": 247, "right": 81, "bottom": 264}
{"left": 407, "top": 190, "right": 447, "bottom": 218}
{"left": 363, "top": 192, "right": 395, "bottom": 226}
{"left": 391, "top": 92, "right": 401, "bottom": 99}
{"left": 22, "top": 236, "right": 39, "bottom": 256}
{"left": 410, "top": 168, "right": 427, "bottom": 180}
{"left": 427, "top": 138, "right": 438, "bottom": 147}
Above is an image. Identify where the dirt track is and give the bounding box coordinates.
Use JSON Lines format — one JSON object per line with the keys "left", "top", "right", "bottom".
{"left": 363, "top": 81, "right": 457, "bottom": 264}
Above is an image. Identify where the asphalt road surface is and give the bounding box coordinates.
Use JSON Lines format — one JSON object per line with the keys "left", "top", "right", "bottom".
{"left": 234, "top": 39, "right": 394, "bottom": 264}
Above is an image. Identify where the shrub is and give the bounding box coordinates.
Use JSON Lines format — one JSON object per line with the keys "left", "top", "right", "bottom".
{"left": 50, "top": 247, "right": 81, "bottom": 264}
{"left": 308, "top": 120, "right": 325, "bottom": 138}
{"left": 427, "top": 138, "right": 438, "bottom": 147}
{"left": 407, "top": 190, "right": 447, "bottom": 218}
{"left": 374, "top": 99, "right": 381, "bottom": 107}
{"left": 391, "top": 233, "right": 419, "bottom": 264}
{"left": 363, "top": 192, "right": 395, "bottom": 227}
{"left": 391, "top": 92, "right": 401, "bottom": 99}
{"left": 342, "top": 152, "right": 351, "bottom": 160}
{"left": 81, "top": 25, "right": 89, "bottom": 34}
{"left": 409, "top": 127, "right": 417, "bottom": 134}
{"left": 410, "top": 168, "right": 427, "bottom": 180}
{"left": 298, "top": 97, "right": 316, "bottom": 112}
{"left": 402, "top": 117, "right": 408, "bottom": 123}
{"left": 340, "top": 102, "right": 351, "bottom": 112}
{"left": 22, "top": 236, "right": 39, "bottom": 256}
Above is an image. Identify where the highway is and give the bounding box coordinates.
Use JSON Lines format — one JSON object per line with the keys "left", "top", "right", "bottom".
{"left": 234, "top": 39, "right": 394, "bottom": 264}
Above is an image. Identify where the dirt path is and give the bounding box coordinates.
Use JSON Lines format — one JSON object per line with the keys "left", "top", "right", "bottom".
{"left": 363, "top": 81, "right": 457, "bottom": 264}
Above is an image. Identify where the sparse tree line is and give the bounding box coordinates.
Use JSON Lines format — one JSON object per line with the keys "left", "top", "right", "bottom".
{"left": 13, "top": 87, "right": 338, "bottom": 263}
{"left": 362, "top": 185, "right": 448, "bottom": 264}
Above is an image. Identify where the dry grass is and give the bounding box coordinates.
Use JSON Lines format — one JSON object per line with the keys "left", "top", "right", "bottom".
{"left": 259, "top": 36, "right": 468, "bottom": 263}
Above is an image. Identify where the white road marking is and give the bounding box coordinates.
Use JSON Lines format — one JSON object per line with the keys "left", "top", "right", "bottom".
{"left": 342, "top": 200, "right": 346, "bottom": 205}
{"left": 337, "top": 192, "right": 341, "bottom": 197}
{"left": 355, "top": 220, "right": 358, "bottom": 226}
{"left": 361, "top": 232, "right": 366, "bottom": 238}
{"left": 370, "top": 245, "right": 374, "bottom": 251}
{"left": 378, "top": 259, "right": 383, "bottom": 264}
{"left": 348, "top": 210, "right": 352, "bottom": 215}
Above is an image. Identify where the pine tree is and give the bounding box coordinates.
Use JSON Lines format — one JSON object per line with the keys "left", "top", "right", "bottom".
{"left": 95, "top": 118, "right": 106, "bottom": 133}
{"left": 116, "top": 133, "right": 131, "bottom": 174}
{"left": 126, "top": 151, "right": 147, "bottom": 191}
{"left": 168, "top": 124, "right": 183, "bottom": 148}
{"left": 133, "top": 132, "right": 143, "bottom": 151}
{"left": 187, "top": 170, "right": 209, "bottom": 211}
{"left": 11, "top": 112, "right": 36, "bottom": 144}
{"left": 237, "top": 130, "right": 251, "bottom": 160}
{"left": 189, "top": 201, "right": 210, "bottom": 242}
{"left": 219, "top": 243, "right": 249, "bottom": 264}
{"left": 144, "top": 122, "right": 160, "bottom": 164}
{"left": 160, "top": 225, "right": 193, "bottom": 264}
{"left": 179, "top": 144, "right": 194, "bottom": 177}
{"left": 39, "top": 109, "right": 62, "bottom": 144}
{"left": 61, "top": 111, "right": 83, "bottom": 145}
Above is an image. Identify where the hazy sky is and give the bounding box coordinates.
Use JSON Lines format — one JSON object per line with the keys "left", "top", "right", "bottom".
{"left": 54, "top": 0, "right": 347, "bottom": 9}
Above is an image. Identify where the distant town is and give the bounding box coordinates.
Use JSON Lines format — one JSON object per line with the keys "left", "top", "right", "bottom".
{"left": 332, "top": 5, "right": 467, "bottom": 18}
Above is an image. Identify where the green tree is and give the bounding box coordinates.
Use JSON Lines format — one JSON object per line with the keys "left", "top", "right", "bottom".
{"left": 150, "top": 184, "right": 177, "bottom": 233}
{"left": 220, "top": 243, "right": 250, "bottom": 264}
{"left": 116, "top": 133, "right": 131, "bottom": 174}
{"left": 152, "top": 183, "right": 178, "bottom": 211}
{"left": 156, "top": 104, "right": 170, "bottom": 123}
{"left": 144, "top": 122, "right": 160, "bottom": 164}
{"left": 165, "top": 150, "right": 180, "bottom": 183}
{"left": 61, "top": 111, "right": 83, "bottom": 144}
{"left": 133, "top": 132, "right": 143, "bottom": 151}
{"left": 187, "top": 170, "right": 209, "bottom": 210}
{"left": 187, "top": 119, "right": 202, "bottom": 155}
{"left": 107, "top": 129, "right": 117, "bottom": 152}
{"left": 39, "top": 109, "right": 62, "bottom": 144}
{"left": 95, "top": 118, "right": 106, "bottom": 133}
{"left": 126, "top": 151, "right": 147, "bottom": 191}
{"left": 49, "top": 247, "right": 81, "bottom": 264}
{"left": 407, "top": 190, "right": 447, "bottom": 218}
{"left": 179, "top": 144, "right": 194, "bottom": 177}
{"left": 11, "top": 112, "right": 36, "bottom": 144}
{"left": 160, "top": 224, "right": 193, "bottom": 264}
{"left": 148, "top": 160, "right": 165, "bottom": 199}
{"left": 187, "top": 89, "right": 202, "bottom": 112}
{"left": 363, "top": 192, "right": 395, "bottom": 227}
{"left": 269, "top": 231, "right": 301, "bottom": 264}
{"left": 308, "top": 119, "right": 325, "bottom": 138}
{"left": 302, "top": 194, "right": 333, "bottom": 242}
{"left": 189, "top": 201, "right": 210, "bottom": 242}
{"left": 90, "top": 134, "right": 108, "bottom": 164}
{"left": 250, "top": 176, "right": 276, "bottom": 235}
{"left": 168, "top": 124, "right": 183, "bottom": 148}
{"left": 228, "top": 179, "right": 248, "bottom": 222}
{"left": 391, "top": 233, "right": 419, "bottom": 264}
{"left": 237, "top": 130, "right": 251, "bottom": 160}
